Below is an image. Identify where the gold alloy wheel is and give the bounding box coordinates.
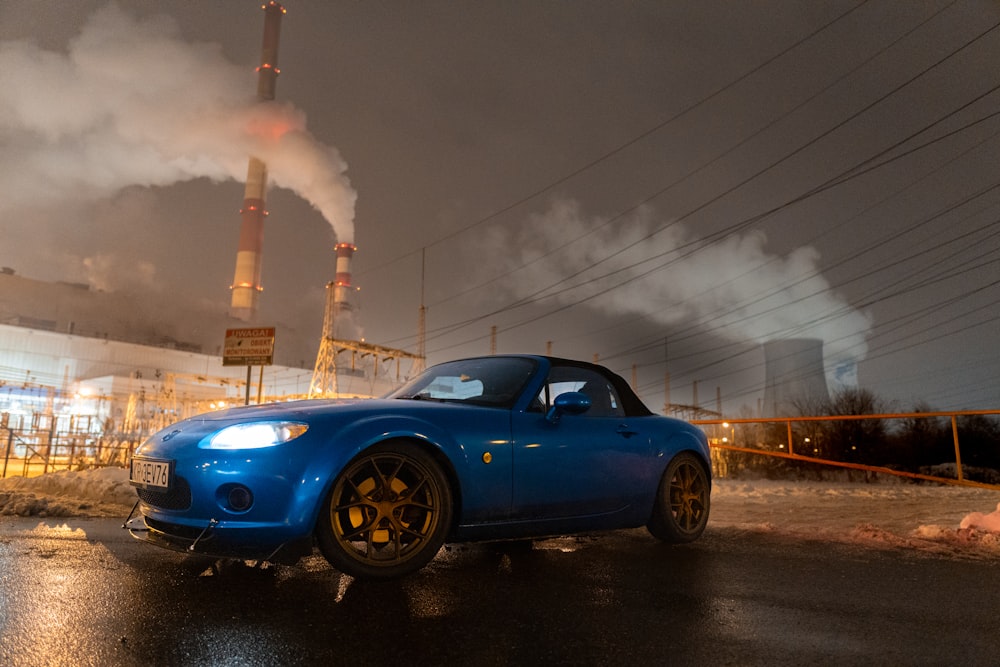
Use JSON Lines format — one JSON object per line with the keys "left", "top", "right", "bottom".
{"left": 669, "top": 457, "right": 709, "bottom": 534}
{"left": 328, "top": 450, "right": 445, "bottom": 569}
{"left": 646, "top": 451, "right": 710, "bottom": 543}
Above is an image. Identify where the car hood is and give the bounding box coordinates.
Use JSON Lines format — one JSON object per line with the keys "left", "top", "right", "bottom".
{"left": 196, "top": 397, "right": 369, "bottom": 422}
{"left": 143, "top": 396, "right": 494, "bottom": 440}
{"left": 134, "top": 396, "right": 504, "bottom": 459}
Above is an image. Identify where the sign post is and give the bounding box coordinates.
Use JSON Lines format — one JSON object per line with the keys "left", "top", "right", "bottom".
{"left": 222, "top": 327, "right": 275, "bottom": 405}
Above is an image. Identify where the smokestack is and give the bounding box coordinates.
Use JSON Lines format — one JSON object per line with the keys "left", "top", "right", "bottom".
{"left": 256, "top": 1, "right": 284, "bottom": 101}
{"left": 310, "top": 243, "right": 359, "bottom": 395}
{"left": 326, "top": 242, "right": 358, "bottom": 339}
{"left": 333, "top": 242, "right": 356, "bottom": 310}
{"left": 229, "top": 158, "right": 268, "bottom": 321}
{"left": 229, "top": 1, "right": 286, "bottom": 322}
{"left": 762, "top": 338, "right": 830, "bottom": 417}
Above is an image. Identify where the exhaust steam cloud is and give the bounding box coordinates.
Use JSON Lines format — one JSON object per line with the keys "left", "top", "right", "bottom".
{"left": 0, "top": 4, "right": 355, "bottom": 242}
{"left": 488, "top": 200, "right": 872, "bottom": 388}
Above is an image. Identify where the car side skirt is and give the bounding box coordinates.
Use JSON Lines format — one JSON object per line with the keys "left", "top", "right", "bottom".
{"left": 450, "top": 506, "right": 646, "bottom": 542}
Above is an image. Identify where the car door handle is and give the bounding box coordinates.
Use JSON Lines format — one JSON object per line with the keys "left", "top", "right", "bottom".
{"left": 616, "top": 423, "right": 639, "bottom": 438}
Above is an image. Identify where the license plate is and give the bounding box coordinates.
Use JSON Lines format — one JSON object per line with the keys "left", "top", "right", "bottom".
{"left": 130, "top": 457, "right": 172, "bottom": 490}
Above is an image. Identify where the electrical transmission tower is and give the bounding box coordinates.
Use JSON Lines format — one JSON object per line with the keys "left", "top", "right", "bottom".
{"left": 309, "top": 281, "right": 341, "bottom": 396}
{"left": 309, "top": 280, "right": 425, "bottom": 398}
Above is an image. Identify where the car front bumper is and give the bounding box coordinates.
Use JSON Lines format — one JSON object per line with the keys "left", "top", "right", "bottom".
{"left": 124, "top": 510, "right": 314, "bottom": 565}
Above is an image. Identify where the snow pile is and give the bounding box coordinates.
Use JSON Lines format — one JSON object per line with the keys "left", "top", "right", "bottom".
{"left": 959, "top": 502, "right": 1000, "bottom": 532}
{"left": 0, "top": 467, "right": 135, "bottom": 518}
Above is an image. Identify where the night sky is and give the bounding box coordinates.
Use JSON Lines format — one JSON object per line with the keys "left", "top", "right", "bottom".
{"left": 1, "top": 1, "right": 997, "bottom": 414}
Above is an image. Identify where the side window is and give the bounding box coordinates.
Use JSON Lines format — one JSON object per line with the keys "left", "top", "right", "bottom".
{"left": 531, "top": 366, "right": 624, "bottom": 417}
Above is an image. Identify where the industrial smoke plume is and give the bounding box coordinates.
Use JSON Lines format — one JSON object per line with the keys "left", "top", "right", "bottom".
{"left": 0, "top": 4, "right": 356, "bottom": 243}
{"left": 487, "top": 200, "right": 872, "bottom": 388}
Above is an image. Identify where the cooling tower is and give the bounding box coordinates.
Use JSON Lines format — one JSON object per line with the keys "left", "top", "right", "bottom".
{"left": 762, "top": 338, "right": 830, "bottom": 417}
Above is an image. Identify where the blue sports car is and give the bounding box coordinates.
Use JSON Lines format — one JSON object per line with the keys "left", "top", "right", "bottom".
{"left": 126, "top": 355, "right": 711, "bottom": 579}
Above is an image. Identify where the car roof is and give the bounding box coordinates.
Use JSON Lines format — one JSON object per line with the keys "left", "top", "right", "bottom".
{"left": 436, "top": 354, "right": 653, "bottom": 416}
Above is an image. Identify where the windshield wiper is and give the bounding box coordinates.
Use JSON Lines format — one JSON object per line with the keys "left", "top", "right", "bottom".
{"left": 397, "top": 392, "right": 444, "bottom": 402}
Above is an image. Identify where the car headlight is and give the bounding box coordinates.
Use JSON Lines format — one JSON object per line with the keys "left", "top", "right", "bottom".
{"left": 201, "top": 421, "right": 309, "bottom": 450}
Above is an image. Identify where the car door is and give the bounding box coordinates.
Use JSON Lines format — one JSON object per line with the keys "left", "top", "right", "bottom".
{"left": 509, "top": 365, "right": 655, "bottom": 521}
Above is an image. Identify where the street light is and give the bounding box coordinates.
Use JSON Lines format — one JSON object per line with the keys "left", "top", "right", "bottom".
{"left": 721, "top": 421, "right": 734, "bottom": 444}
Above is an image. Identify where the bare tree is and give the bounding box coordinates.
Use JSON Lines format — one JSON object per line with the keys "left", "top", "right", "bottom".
{"left": 822, "top": 387, "right": 890, "bottom": 465}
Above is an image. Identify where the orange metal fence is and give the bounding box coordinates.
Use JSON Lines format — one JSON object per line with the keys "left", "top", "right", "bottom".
{"left": 693, "top": 409, "right": 1000, "bottom": 490}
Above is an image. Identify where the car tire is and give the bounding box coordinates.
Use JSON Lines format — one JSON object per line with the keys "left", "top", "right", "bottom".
{"left": 316, "top": 442, "right": 453, "bottom": 580}
{"left": 646, "top": 451, "right": 710, "bottom": 543}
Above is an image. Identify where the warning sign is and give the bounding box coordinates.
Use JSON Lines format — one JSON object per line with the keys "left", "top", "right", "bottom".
{"left": 223, "top": 327, "right": 275, "bottom": 367}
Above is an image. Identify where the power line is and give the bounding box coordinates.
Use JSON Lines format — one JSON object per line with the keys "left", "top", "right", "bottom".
{"left": 415, "top": 15, "right": 1000, "bottom": 353}
{"left": 357, "top": 1, "right": 873, "bottom": 281}
{"left": 423, "top": 0, "right": 962, "bottom": 311}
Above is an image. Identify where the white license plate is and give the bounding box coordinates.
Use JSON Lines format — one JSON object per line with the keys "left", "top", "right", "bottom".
{"left": 130, "top": 457, "right": 172, "bottom": 490}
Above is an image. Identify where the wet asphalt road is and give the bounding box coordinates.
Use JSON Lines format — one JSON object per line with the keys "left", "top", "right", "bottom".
{"left": 1, "top": 517, "right": 999, "bottom": 666}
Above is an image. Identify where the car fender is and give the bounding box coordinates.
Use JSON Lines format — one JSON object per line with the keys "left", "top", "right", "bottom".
{"left": 290, "top": 412, "right": 475, "bottom": 532}
{"left": 656, "top": 427, "right": 712, "bottom": 483}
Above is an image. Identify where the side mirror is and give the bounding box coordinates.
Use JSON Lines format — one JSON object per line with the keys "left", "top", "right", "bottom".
{"left": 545, "top": 391, "right": 591, "bottom": 423}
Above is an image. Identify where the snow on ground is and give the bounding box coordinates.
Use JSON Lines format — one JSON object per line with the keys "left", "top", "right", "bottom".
{"left": 0, "top": 467, "right": 137, "bottom": 518}
{"left": 2, "top": 468, "right": 999, "bottom": 560}
{"left": 710, "top": 477, "right": 1000, "bottom": 560}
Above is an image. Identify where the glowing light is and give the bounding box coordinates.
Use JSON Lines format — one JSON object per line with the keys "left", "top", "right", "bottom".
{"left": 245, "top": 116, "right": 297, "bottom": 142}
{"left": 203, "top": 421, "right": 308, "bottom": 449}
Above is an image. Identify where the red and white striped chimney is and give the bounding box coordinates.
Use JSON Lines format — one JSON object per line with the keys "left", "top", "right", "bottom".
{"left": 332, "top": 242, "right": 357, "bottom": 313}
{"left": 228, "top": 1, "right": 286, "bottom": 322}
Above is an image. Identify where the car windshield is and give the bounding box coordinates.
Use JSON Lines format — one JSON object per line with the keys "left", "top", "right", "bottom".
{"left": 387, "top": 357, "right": 537, "bottom": 408}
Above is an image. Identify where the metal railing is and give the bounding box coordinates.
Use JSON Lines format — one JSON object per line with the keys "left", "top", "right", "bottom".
{"left": 2, "top": 425, "right": 137, "bottom": 479}
{"left": 694, "top": 409, "right": 1000, "bottom": 490}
